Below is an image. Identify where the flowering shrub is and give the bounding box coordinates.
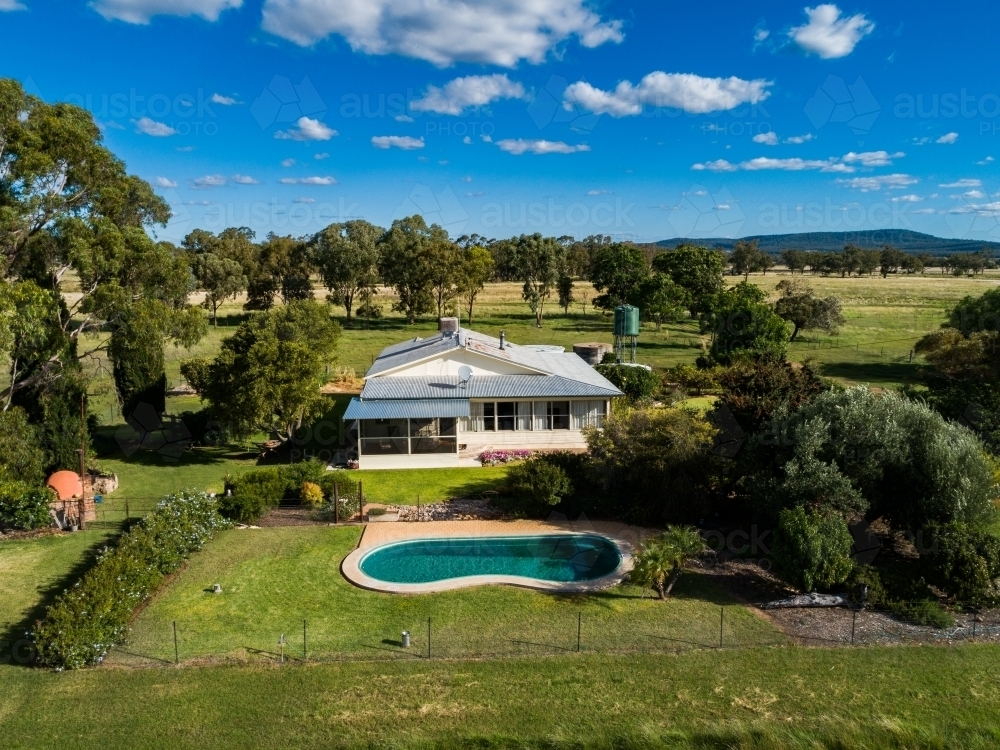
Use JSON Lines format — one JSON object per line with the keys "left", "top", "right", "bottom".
{"left": 32, "top": 491, "right": 230, "bottom": 670}
{"left": 479, "top": 449, "right": 532, "bottom": 466}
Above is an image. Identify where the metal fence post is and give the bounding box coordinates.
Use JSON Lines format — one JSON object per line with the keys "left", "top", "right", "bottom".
{"left": 173, "top": 621, "right": 179, "bottom": 665}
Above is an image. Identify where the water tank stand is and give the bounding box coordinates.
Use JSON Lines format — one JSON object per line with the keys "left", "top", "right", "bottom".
{"left": 614, "top": 334, "right": 637, "bottom": 364}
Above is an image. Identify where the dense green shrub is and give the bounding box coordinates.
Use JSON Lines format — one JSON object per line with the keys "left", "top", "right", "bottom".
{"left": 772, "top": 507, "right": 854, "bottom": 592}
{"left": 847, "top": 566, "right": 954, "bottom": 628}
{"left": 219, "top": 460, "right": 327, "bottom": 522}
{"left": 220, "top": 469, "right": 287, "bottom": 523}
{"left": 32, "top": 491, "right": 229, "bottom": 669}
{"left": 749, "top": 388, "right": 998, "bottom": 528}
{"left": 0, "top": 406, "right": 46, "bottom": 486}
{"left": 500, "top": 457, "right": 573, "bottom": 518}
{"left": 0, "top": 481, "right": 54, "bottom": 531}
{"left": 586, "top": 405, "right": 716, "bottom": 524}
{"left": 595, "top": 364, "right": 659, "bottom": 402}
{"left": 220, "top": 461, "right": 354, "bottom": 523}
{"left": 921, "top": 522, "right": 1000, "bottom": 603}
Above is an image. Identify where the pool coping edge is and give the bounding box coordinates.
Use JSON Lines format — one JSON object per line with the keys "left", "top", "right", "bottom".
{"left": 341, "top": 528, "right": 634, "bottom": 594}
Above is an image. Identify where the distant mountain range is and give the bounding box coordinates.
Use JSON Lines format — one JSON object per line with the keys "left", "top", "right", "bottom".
{"left": 654, "top": 231, "right": 1000, "bottom": 256}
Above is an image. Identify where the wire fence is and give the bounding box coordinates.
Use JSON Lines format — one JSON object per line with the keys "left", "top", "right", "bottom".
{"left": 103, "top": 603, "right": 1000, "bottom": 669}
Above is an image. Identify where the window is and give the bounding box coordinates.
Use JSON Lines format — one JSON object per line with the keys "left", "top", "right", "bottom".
{"left": 483, "top": 402, "right": 496, "bottom": 431}
{"left": 359, "top": 418, "right": 458, "bottom": 455}
{"left": 497, "top": 401, "right": 516, "bottom": 431}
{"left": 517, "top": 401, "right": 532, "bottom": 431}
{"left": 360, "top": 418, "right": 409, "bottom": 455}
{"left": 533, "top": 401, "right": 549, "bottom": 430}
{"left": 551, "top": 401, "right": 570, "bottom": 430}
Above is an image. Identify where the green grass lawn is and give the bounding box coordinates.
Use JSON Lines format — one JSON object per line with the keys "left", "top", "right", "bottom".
{"left": 5, "top": 646, "right": 1000, "bottom": 748}
{"left": 354, "top": 466, "right": 510, "bottom": 505}
{"left": 0, "top": 530, "right": 114, "bottom": 648}
{"left": 106, "top": 526, "right": 778, "bottom": 666}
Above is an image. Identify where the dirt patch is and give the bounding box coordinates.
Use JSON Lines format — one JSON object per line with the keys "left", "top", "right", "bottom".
{"left": 258, "top": 506, "right": 330, "bottom": 527}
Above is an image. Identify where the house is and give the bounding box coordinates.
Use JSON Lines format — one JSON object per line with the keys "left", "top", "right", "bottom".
{"left": 344, "top": 318, "right": 623, "bottom": 469}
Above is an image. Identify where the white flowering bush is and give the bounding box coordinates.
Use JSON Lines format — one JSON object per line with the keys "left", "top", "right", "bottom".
{"left": 32, "top": 491, "right": 230, "bottom": 670}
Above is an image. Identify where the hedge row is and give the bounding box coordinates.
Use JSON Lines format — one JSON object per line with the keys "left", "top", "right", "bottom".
{"left": 32, "top": 491, "right": 230, "bottom": 670}
{"left": 220, "top": 460, "right": 361, "bottom": 524}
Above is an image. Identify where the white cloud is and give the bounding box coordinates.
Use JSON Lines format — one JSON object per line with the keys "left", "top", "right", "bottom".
{"left": 784, "top": 134, "right": 815, "bottom": 144}
{"left": 563, "top": 72, "right": 771, "bottom": 116}
{"left": 496, "top": 139, "right": 591, "bottom": 155}
{"left": 154, "top": 176, "right": 178, "bottom": 188}
{"left": 937, "top": 132, "right": 959, "bottom": 144}
{"left": 280, "top": 176, "right": 337, "bottom": 185}
{"left": 894, "top": 194, "right": 923, "bottom": 202}
{"left": 840, "top": 150, "right": 904, "bottom": 167}
{"left": 294, "top": 197, "right": 316, "bottom": 203}
{"left": 741, "top": 156, "right": 849, "bottom": 172}
{"left": 371, "top": 135, "right": 425, "bottom": 150}
{"left": 395, "top": 114, "right": 414, "bottom": 122}
{"left": 977, "top": 156, "right": 995, "bottom": 165}
{"left": 693, "top": 150, "right": 904, "bottom": 173}
{"left": 192, "top": 174, "right": 227, "bottom": 189}
{"left": 586, "top": 189, "right": 612, "bottom": 195}
{"left": 176, "top": 145, "right": 195, "bottom": 152}
{"left": 913, "top": 208, "right": 936, "bottom": 214}
{"left": 939, "top": 179, "right": 981, "bottom": 188}
{"left": 466, "top": 191, "right": 485, "bottom": 197}
{"left": 274, "top": 116, "right": 338, "bottom": 141}
{"left": 0, "top": 0, "right": 26, "bottom": 11}
{"left": 835, "top": 174, "right": 919, "bottom": 191}
{"left": 260, "top": 0, "right": 623, "bottom": 67}
{"left": 314, "top": 152, "right": 329, "bottom": 160}
{"left": 232, "top": 174, "right": 259, "bottom": 184}
{"left": 481, "top": 134, "right": 493, "bottom": 143}
{"left": 133, "top": 116, "right": 176, "bottom": 136}
{"left": 691, "top": 159, "right": 738, "bottom": 172}
{"left": 92, "top": 0, "right": 241, "bottom": 24}
{"left": 462, "top": 136, "right": 472, "bottom": 144}
{"left": 962, "top": 189, "right": 986, "bottom": 199}
{"left": 754, "top": 28, "right": 769, "bottom": 42}
{"left": 281, "top": 158, "right": 296, "bottom": 167}
{"left": 752, "top": 132, "right": 778, "bottom": 145}
{"left": 211, "top": 93, "right": 238, "bottom": 105}
{"left": 411, "top": 74, "right": 525, "bottom": 115}
{"left": 789, "top": 4, "right": 874, "bottom": 59}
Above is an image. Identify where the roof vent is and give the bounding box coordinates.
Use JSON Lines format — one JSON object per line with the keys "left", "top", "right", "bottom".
{"left": 499, "top": 330, "right": 506, "bottom": 350}
{"left": 439, "top": 317, "right": 459, "bottom": 336}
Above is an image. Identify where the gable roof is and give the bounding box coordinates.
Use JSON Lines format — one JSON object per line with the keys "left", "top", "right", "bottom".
{"left": 367, "top": 328, "right": 555, "bottom": 378}
{"left": 361, "top": 327, "right": 623, "bottom": 401}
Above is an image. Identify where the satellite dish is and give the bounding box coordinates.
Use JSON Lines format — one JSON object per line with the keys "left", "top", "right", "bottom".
{"left": 458, "top": 366, "right": 473, "bottom": 387}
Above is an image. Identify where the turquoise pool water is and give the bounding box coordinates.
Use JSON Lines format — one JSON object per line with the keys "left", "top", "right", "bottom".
{"left": 359, "top": 534, "right": 622, "bottom": 584}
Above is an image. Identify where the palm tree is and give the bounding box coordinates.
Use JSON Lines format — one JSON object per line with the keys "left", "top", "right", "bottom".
{"left": 630, "top": 526, "right": 706, "bottom": 600}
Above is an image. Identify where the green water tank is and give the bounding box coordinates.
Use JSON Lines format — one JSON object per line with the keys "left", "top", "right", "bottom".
{"left": 614, "top": 305, "right": 640, "bottom": 336}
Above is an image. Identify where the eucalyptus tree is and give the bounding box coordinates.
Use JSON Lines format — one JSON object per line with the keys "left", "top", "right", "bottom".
{"left": 513, "top": 233, "right": 563, "bottom": 327}
{"left": 312, "top": 219, "right": 382, "bottom": 323}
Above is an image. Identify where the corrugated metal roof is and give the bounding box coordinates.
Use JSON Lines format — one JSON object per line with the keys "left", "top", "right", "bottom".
{"left": 361, "top": 375, "right": 621, "bottom": 400}
{"left": 343, "top": 398, "right": 471, "bottom": 421}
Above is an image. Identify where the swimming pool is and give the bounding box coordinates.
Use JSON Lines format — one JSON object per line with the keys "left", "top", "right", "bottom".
{"left": 343, "top": 533, "right": 631, "bottom": 593}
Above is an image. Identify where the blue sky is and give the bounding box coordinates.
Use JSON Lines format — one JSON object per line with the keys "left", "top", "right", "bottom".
{"left": 3, "top": 0, "right": 999, "bottom": 243}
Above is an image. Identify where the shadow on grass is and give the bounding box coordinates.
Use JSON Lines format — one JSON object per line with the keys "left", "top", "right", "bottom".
{"left": 0, "top": 533, "right": 119, "bottom": 669}
{"left": 818, "top": 361, "right": 921, "bottom": 384}
{"left": 92, "top": 426, "right": 259, "bottom": 467}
